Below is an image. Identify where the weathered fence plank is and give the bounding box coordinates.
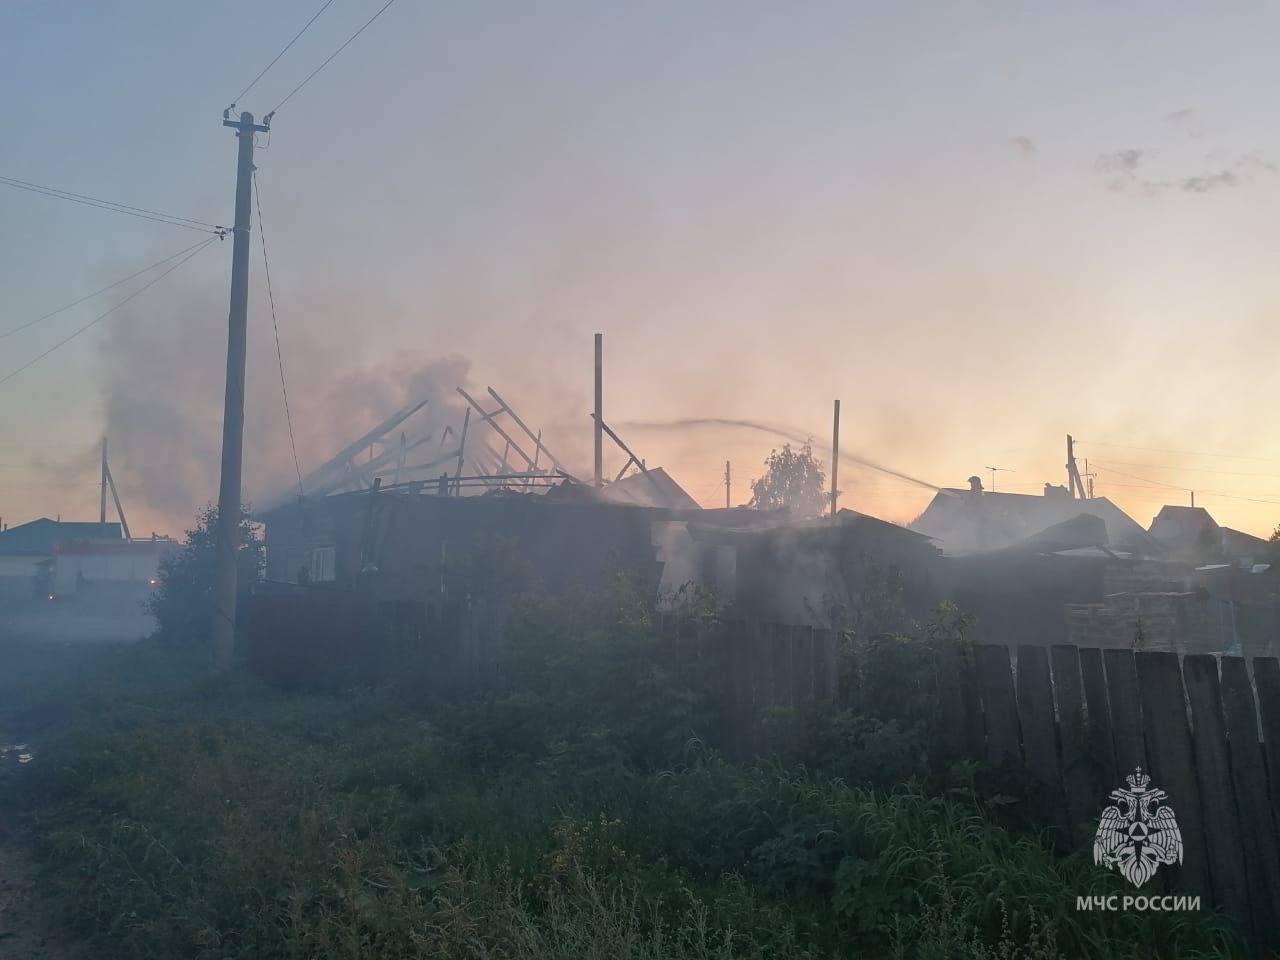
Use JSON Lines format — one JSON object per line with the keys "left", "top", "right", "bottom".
{"left": 1102, "top": 649, "right": 1146, "bottom": 782}
{"left": 932, "top": 641, "right": 970, "bottom": 772}
{"left": 1016, "top": 645, "right": 1068, "bottom": 846}
{"left": 725, "top": 620, "right": 753, "bottom": 756}
{"left": 959, "top": 646, "right": 985, "bottom": 761}
{"left": 1051, "top": 644, "right": 1097, "bottom": 836}
{"left": 1183, "top": 655, "right": 1253, "bottom": 944}
{"left": 974, "top": 644, "right": 1020, "bottom": 767}
{"left": 1136, "top": 652, "right": 1209, "bottom": 898}
{"left": 1221, "top": 657, "right": 1280, "bottom": 949}
{"left": 747, "top": 620, "right": 769, "bottom": 709}
{"left": 772, "top": 623, "right": 794, "bottom": 709}
{"left": 812, "top": 628, "right": 834, "bottom": 701}
{"left": 1079, "top": 647, "right": 1117, "bottom": 799}
{"left": 792, "top": 626, "right": 814, "bottom": 704}
{"left": 1254, "top": 658, "right": 1280, "bottom": 825}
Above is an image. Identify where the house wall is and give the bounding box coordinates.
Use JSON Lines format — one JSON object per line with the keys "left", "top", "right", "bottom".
{"left": 263, "top": 493, "right": 665, "bottom": 603}
{"left": 53, "top": 551, "right": 164, "bottom": 595}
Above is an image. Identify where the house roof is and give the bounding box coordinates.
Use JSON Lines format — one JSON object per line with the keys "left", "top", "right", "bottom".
{"left": 909, "top": 488, "right": 1151, "bottom": 556}
{"left": 596, "top": 467, "right": 701, "bottom": 510}
{"left": 1149, "top": 505, "right": 1218, "bottom": 544}
{"left": 0, "top": 519, "right": 123, "bottom": 556}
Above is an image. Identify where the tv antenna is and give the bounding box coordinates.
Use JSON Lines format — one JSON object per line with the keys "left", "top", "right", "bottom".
{"left": 985, "top": 465, "right": 1014, "bottom": 493}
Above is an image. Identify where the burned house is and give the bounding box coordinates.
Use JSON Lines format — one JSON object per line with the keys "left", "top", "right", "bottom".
{"left": 260, "top": 486, "right": 672, "bottom": 603}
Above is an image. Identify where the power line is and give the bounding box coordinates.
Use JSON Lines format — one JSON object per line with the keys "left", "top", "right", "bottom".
{"left": 231, "top": 0, "right": 337, "bottom": 106}
{"left": 0, "top": 238, "right": 216, "bottom": 389}
{"left": 1077, "top": 438, "right": 1280, "bottom": 464}
{"left": 269, "top": 0, "right": 402, "bottom": 116}
{"left": 1093, "top": 463, "right": 1192, "bottom": 492}
{"left": 0, "top": 175, "right": 225, "bottom": 234}
{"left": 0, "top": 239, "right": 215, "bottom": 340}
{"left": 1087, "top": 457, "right": 1280, "bottom": 481}
{"left": 1094, "top": 464, "right": 1280, "bottom": 506}
{"left": 253, "top": 170, "right": 305, "bottom": 496}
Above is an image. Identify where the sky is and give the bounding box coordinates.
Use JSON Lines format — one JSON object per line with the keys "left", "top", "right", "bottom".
{"left": 3, "top": 1, "right": 1280, "bottom": 539}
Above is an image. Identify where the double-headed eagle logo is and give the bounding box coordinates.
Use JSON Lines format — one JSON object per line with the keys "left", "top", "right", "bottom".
{"left": 1093, "top": 767, "right": 1183, "bottom": 887}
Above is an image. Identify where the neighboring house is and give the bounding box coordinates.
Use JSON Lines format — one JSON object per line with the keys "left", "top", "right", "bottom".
{"left": 0, "top": 519, "right": 122, "bottom": 603}
{"left": 683, "top": 508, "right": 941, "bottom": 625}
{"left": 53, "top": 538, "right": 176, "bottom": 597}
{"left": 909, "top": 482, "right": 1152, "bottom": 556}
{"left": 1148, "top": 504, "right": 1274, "bottom": 564}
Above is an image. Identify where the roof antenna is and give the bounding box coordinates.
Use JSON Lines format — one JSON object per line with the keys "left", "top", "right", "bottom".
{"left": 985, "top": 465, "right": 1013, "bottom": 493}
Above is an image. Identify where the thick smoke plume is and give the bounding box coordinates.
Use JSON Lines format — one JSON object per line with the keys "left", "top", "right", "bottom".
{"left": 77, "top": 267, "right": 481, "bottom": 535}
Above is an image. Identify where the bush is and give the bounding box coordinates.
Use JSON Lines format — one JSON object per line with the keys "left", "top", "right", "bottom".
{"left": 147, "top": 504, "right": 263, "bottom": 646}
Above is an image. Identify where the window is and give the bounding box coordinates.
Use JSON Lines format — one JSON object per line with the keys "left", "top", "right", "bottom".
{"left": 309, "top": 546, "right": 336, "bottom": 583}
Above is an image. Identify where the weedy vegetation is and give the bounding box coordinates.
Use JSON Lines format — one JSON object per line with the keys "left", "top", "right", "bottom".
{"left": 0, "top": 559, "right": 1244, "bottom": 959}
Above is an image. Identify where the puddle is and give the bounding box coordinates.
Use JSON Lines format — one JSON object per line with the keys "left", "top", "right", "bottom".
{"left": 0, "top": 742, "right": 35, "bottom": 764}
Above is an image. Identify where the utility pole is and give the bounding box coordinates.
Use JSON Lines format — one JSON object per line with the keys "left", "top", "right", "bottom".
{"left": 724, "top": 460, "right": 731, "bottom": 508}
{"left": 594, "top": 333, "right": 603, "bottom": 487}
{"left": 211, "top": 110, "right": 269, "bottom": 672}
{"left": 830, "top": 399, "right": 840, "bottom": 518}
{"left": 99, "top": 437, "right": 108, "bottom": 525}
{"left": 1065, "top": 434, "right": 1086, "bottom": 500}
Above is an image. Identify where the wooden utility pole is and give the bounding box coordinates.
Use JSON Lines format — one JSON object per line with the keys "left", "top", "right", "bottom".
{"left": 211, "top": 110, "right": 268, "bottom": 672}
{"left": 99, "top": 437, "right": 108, "bottom": 524}
{"left": 1066, "top": 434, "right": 1086, "bottom": 500}
{"left": 724, "top": 460, "right": 731, "bottom": 508}
{"left": 830, "top": 399, "right": 841, "bottom": 518}
{"left": 453, "top": 407, "right": 470, "bottom": 495}
{"left": 594, "top": 333, "right": 603, "bottom": 486}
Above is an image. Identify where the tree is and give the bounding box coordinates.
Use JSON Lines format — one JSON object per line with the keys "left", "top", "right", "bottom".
{"left": 1271, "top": 524, "right": 1280, "bottom": 543}
{"left": 748, "top": 442, "right": 827, "bottom": 517}
{"left": 148, "top": 504, "right": 264, "bottom": 646}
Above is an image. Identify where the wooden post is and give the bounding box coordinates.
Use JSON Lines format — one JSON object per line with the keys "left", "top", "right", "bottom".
{"left": 830, "top": 399, "right": 840, "bottom": 517}
{"left": 453, "top": 407, "right": 470, "bottom": 494}
{"left": 594, "top": 333, "right": 603, "bottom": 487}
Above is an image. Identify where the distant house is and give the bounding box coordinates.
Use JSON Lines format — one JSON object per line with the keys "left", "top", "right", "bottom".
{"left": 0, "top": 519, "right": 122, "bottom": 603}
{"left": 1148, "top": 505, "right": 1273, "bottom": 563}
{"left": 909, "top": 482, "right": 1151, "bottom": 556}
{"left": 684, "top": 507, "right": 941, "bottom": 624}
{"left": 52, "top": 538, "right": 176, "bottom": 597}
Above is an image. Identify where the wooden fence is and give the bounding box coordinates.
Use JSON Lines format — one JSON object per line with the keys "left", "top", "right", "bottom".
{"left": 247, "top": 593, "right": 1280, "bottom": 954}
{"left": 956, "top": 642, "right": 1280, "bottom": 956}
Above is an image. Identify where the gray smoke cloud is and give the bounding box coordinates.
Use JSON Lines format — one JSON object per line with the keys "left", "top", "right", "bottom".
{"left": 60, "top": 260, "right": 482, "bottom": 535}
